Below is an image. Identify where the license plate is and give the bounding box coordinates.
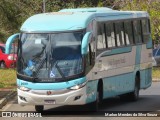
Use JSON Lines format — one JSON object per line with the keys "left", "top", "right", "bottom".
{"left": 44, "top": 100, "right": 56, "bottom": 104}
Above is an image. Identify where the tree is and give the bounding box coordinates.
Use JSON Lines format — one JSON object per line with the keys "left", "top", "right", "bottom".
{"left": 0, "top": 0, "right": 117, "bottom": 43}
{"left": 0, "top": 0, "right": 43, "bottom": 43}
{"left": 117, "top": 0, "right": 160, "bottom": 42}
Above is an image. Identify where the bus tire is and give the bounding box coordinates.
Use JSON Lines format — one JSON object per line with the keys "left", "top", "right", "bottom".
{"left": 35, "top": 105, "right": 44, "bottom": 112}
{"left": 129, "top": 75, "right": 140, "bottom": 101}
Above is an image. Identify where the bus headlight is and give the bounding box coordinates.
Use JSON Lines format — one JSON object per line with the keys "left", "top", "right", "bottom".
{"left": 18, "top": 86, "right": 30, "bottom": 92}
{"left": 69, "top": 81, "right": 87, "bottom": 90}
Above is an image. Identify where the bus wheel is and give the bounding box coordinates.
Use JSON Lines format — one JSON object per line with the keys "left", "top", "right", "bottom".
{"left": 35, "top": 105, "right": 44, "bottom": 112}
{"left": 0, "top": 61, "right": 6, "bottom": 68}
{"left": 129, "top": 76, "right": 140, "bottom": 101}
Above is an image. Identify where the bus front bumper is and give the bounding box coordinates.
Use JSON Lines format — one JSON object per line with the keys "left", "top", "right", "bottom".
{"left": 17, "top": 86, "right": 87, "bottom": 106}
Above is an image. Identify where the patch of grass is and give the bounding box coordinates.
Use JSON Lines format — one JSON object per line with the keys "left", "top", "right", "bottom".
{"left": 0, "top": 69, "right": 16, "bottom": 88}
{"left": 152, "top": 67, "right": 160, "bottom": 79}
{"left": 0, "top": 68, "right": 160, "bottom": 88}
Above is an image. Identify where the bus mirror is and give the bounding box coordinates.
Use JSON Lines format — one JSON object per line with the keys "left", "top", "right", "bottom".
{"left": 5, "top": 33, "right": 20, "bottom": 54}
{"left": 81, "top": 32, "right": 92, "bottom": 54}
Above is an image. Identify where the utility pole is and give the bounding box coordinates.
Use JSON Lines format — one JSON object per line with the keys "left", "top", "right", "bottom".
{"left": 43, "top": 0, "right": 46, "bottom": 13}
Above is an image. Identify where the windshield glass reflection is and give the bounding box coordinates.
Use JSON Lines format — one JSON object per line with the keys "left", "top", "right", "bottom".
{"left": 17, "top": 32, "right": 83, "bottom": 82}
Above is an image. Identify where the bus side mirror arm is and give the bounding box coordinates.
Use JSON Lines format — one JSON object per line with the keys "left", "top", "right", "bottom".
{"left": 5, "top": 33, "right": 20, "bottom": 54}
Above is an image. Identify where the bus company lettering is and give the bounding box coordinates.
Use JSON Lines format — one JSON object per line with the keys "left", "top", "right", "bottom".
{"left": 108, "top": 57, "right": 126, "bottom": 66}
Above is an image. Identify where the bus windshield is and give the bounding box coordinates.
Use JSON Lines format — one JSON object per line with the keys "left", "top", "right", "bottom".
{"left": 17, "top": 32, "right": 83, "bottom": 82}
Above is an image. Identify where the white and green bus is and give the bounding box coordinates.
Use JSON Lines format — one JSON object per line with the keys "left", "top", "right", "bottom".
{"left": 6, "top": 7, "right": 152, "bottom": 112}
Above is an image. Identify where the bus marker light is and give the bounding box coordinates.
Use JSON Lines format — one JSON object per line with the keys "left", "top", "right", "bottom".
{"left": 74, "top": 95, "right": 81, "bottom": 101}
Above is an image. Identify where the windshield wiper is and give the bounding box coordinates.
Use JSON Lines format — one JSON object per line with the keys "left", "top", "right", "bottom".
{"left": 33, "top": 57, "right": 46, "bottom": 76}
{"left": 33, "top": 40, "right": 51, "bottom": 77}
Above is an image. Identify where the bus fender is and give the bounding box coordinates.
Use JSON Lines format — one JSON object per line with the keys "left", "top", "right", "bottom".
{"left": 133, "top": 70, "right": 141, "bottom": 88}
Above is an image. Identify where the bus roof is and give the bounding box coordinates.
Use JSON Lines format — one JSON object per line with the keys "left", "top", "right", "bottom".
{"left": 20, "top": 7, "right": 149, "bottom": 32}
{"left": 59, "top": 7, "right": 113, "bottom": 12}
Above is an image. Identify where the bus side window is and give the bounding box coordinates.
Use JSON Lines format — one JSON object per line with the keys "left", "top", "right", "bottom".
{"left": 124, "top": 21, "right": 134, "bottom": 45}
{"left": 133, "top": 20, "right": 142, "bottom": 44}
{"left": 141, "top": 19, "right": 150, "bottom": 43}
{"left": 115, "top": 22, "right": 125, "bottom": 46}
{"left": 97, "top": 22, "right": 106, "bottom": 50}
{"left": 106, "top": 22, "right": 116, "bottom": 48}
{"left": 85, "top": 40, "right": 95, "bottom": 73}
{"left": 89, "top": 37, "right": 95, "bottom": 65}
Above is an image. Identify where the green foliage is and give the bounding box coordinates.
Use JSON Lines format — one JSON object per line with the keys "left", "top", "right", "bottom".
{"left": 0, "top": 0, "right": 159, "bottom": 43}
{"left": 0, "top": 0, "right": 114, "bottom": 43}
{"left": 152, "top": 67, "right": 160, "bottom": 79}
{"left": 119, "top": 0, "right": 160, "bottom": 42}
{"left": 0, "top": 0, "right": 43, "bottom": 43}
{"left": 0, "top": 0, "right": 115, "bottom": 43}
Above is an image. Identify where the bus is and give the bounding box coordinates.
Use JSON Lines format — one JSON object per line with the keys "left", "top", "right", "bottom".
{"left": 5, "top": 7, "right": 152, "bottom": 112}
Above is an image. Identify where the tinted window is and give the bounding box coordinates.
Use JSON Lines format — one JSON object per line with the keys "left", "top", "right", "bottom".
{"left": 141, "top": 19, "right": 150, "bottom": 43}
{"left": 115, "top": 22, "right": 125, "bottom": 46}
{"left": 89, "top": 41, "right": 95, "bottom": 65}
{"left": 97, "top": 23, "right": 106, "bottom": 50}
{"left": 106, "top": 23, "right": 116, "bottom": 48}
{"left": 133, "top": 20, "right": 142, "bottom": 44}
{"left": 19, "top": 32, "right": 83, "bottom": 80}
{"left": 124, "top": 21, "right": 134, "bottom": 45}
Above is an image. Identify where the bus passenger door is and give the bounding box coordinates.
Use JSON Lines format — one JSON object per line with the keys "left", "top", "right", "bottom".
{"left": 81, "top": 32, "right": 98, "bottom": 103}
{"left": 82, "top": 32, "right": 95, "bottom": 79}
{"left": 135, "top": 45, "right": 142, "bottom": 67}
